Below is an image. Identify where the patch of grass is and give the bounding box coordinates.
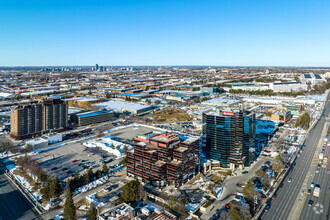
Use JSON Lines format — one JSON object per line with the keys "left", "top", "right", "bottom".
{"left": 218, "top": 170, "right": 232, "bottom": 177}
{"left": 13, "top": 170, "right": 38, "bottom": 191}
{"left": 203, "top": 200, "right": 212, "bottom": 208}
{"left": 208, "top": 175, "right": 223, "bottom": 184}
{"left": 150, "top": 109, "right": 191, "bottom": 123}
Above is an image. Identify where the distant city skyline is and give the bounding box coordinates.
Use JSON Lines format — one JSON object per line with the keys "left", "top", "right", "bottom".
{"left": 1, "top": 0, "right": 329, "bottom": 66}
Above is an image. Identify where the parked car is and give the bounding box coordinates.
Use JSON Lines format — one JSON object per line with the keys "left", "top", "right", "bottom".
{"left": 242, "top": 171, "right": 248, "bottom": 174}
{"left": 307, "top": 189, "right": 312, "bottom": 195}
{"left": 265, "top": 204, "right": 270, "bottom": 212}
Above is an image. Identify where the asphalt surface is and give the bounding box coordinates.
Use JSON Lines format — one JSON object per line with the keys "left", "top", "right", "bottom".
{"left": 0, "top": 166, "right": 39, "bottom": 220}
{"left": 200, "top": 156, "right": 274, "bottom": 219}
{"left": 299, "top": 129, "right": 330, "bottom": 220}
{"left": 261, "top": 94, "right": 330, "bottom": 220}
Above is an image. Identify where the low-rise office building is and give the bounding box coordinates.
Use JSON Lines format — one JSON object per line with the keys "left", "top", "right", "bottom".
{"left": 72, "top": 110, "right": 114, "bottom": 126}
{"left": 269, "top": 82, "right": 308, "bottom": 93}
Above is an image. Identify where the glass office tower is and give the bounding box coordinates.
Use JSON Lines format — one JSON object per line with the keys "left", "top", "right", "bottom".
{"left": 202, "top": 108, "right": 256, "bottom": 168}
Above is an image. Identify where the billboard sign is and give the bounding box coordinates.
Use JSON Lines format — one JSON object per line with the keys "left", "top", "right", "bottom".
{"left": 222, "top": 111, "right": 235, "bottom": 116}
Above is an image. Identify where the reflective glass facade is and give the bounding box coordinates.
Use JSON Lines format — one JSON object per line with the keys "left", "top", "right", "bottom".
{"left": 202, "top": 109, "right": 256, "bottom": 168}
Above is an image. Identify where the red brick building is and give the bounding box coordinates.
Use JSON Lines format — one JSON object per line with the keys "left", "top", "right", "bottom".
{"left": 127, "top": 132, "right": 200, "bottom": 187}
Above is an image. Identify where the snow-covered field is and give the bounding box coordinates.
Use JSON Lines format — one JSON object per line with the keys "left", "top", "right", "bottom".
{"left": 76, "top": 176, "right": 108, "bottom": 194}
{"left": 83, "top": 136, "right": 131, "bottom": 158}
{"left": 86, "top": 193, "right": 107, "bottom": 207}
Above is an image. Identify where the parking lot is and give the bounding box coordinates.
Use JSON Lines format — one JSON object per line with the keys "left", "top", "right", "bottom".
{"left": 32, "top": 141, "right": 120, "bottom": 181}
{"left": 31, "top": 124, "right": 162, "bottom": 181}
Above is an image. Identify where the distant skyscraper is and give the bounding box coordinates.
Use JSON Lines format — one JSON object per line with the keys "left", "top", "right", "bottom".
{"left": 10, "top": 99, "right": 68, "bottom": 139}
{"left": 95, "top": 64, "right": 99, "bottom": 71}
{"left": 202, "top": 107, "right": 256, "bottom": 169}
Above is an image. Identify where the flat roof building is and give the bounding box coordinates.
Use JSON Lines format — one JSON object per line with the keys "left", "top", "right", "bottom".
{"left": 10, "top": 98, "right": 68, "bottom": 139}
{"left": 202, "top": 107, "right": 256, "bottom": 169}
{"left": 73, "top": 110, "right": 114, "bottom": 126}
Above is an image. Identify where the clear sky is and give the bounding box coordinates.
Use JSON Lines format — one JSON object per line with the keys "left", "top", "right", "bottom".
{"left": 1, "top": 0, "right": 329, "bottom": 66}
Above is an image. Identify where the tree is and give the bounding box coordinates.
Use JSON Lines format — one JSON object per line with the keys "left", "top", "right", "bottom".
{"left": 242, "top": 179, "right": 255, "bottom": 202}
{"left": 64, "top": 189, "right": 76, "bottom": 220}
{"left": 40, "top": 175, "right": 53, "bottom": 201}
{"left": 96, "top": 170, "right": 102, "bottom": 179}
{"left": 262, "top": 175, "right": 270, "bottom": 191}
{"left": 122, "top": 156, "right": 127, "bottom": 166}
{"left": 229, "top": 207, "right": 241, "bottom": 220}
{"left": 255, "top": 168, "right": 264, "bottom": 177}
{"left": 86, "top": 168, "right": 94, "bottom": 183}
{"left": 144, "top": 194, "right": 148, "bottom": 203}
{"left": 52, "top": 177, "right": 63, "bottom": 198}
{"left": 238, "top": 203, "right": 252, "bottom": 220}
{"left": 87, "top": 206, "right": 97, "bottom": 220}
{"left": 102, "top": 163, "right": 108, "bottom": 175}
{"left": 120, "top": 179, "right": 141, "bottom": 204}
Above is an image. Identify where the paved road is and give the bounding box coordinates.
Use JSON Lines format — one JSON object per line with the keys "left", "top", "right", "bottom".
{"left": 261, "top": 94, "right": 330, "bottom": 220}
{"left": 299, "top": 127, "right": 330, "bottom": 220}
{"left": 0, "top": 167, "right": 39, "bottom": 220}
{"left": 200, "top": 156, "right": 274, "bottom": 219}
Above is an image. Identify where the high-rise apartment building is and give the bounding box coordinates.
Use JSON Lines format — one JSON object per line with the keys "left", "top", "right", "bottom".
{"left": 10, "top": 99, "right": 68, "bottom": 139}
{"left": 127, "top": 132, "right": 200, "bottom": 187}
{"left": 202, "top": 107, "right": 256, "bottom": 169}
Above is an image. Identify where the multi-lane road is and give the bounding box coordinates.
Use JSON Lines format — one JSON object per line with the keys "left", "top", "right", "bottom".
{"left": 0, "top": 164, "right": 40, "bottom": 220}
{"left": 300, "top": 128, "right": 330, "bottom": 219}
{"left": 261, "top": 94, "right": 330, "bottom": 220}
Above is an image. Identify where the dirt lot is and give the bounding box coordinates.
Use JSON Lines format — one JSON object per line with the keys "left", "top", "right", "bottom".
{"left": 148, "top": 109, "right": 192, "bottom": 123}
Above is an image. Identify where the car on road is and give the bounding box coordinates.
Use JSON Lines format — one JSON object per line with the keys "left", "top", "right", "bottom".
{"left": 316, "top": 169, "right": 320, "bottom": 173}
{"left": 62, "top": 168, "right": 68, "bottom": 171}
{"left": 261, "top": 194, "right": 266, "bottom": 199}
{"left": 288, "top": 178, "right": 292, "bottom": 183}
{"left": 310, "top": 182, "right": 315, "bottom": 188}
{"left": 72, "top": 160, "right": 78, "bottom": 163}
{"left": 327, "top": 169, "right": 330, "bottom": 174}
{"left": 280, "top": 183, "right": 284, "bottom": 187}
{"left": 308, "top": 200, "right": 314, "bottom": 207}
{"left": 51, "top": 167, "right": 58, "bottom": 171}
{"left": 265, "top": 204, "right": 270, "bottom": 212}
{"left": 242, "top": 171, "right": 248, "bottom": 174}
{"left": 297, "top": 154, "right": 300, "bottom": 158}
{"left": 225, "top": 204, "right": 230, "bottom": 209}
{"left": 307, "top": 189, "right": 312, "bottom": 195}
{"left": 272, "top": 194, "right": 277, "bottom": 200}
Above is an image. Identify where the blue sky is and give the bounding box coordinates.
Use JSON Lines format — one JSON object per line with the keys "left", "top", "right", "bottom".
{"left": 0, "top": 0, "right": 329, "bottom": 66}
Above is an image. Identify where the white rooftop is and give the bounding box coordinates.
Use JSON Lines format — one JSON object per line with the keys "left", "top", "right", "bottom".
{"left": 94, "top": 100, "right": 152, "bottom": 111}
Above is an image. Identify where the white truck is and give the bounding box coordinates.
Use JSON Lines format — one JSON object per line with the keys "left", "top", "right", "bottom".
{"left": 319, "top": 153, "right": 324, "bottom": 160}
{"left": 313, "top": 186, "right": 320, "bottom": 197}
